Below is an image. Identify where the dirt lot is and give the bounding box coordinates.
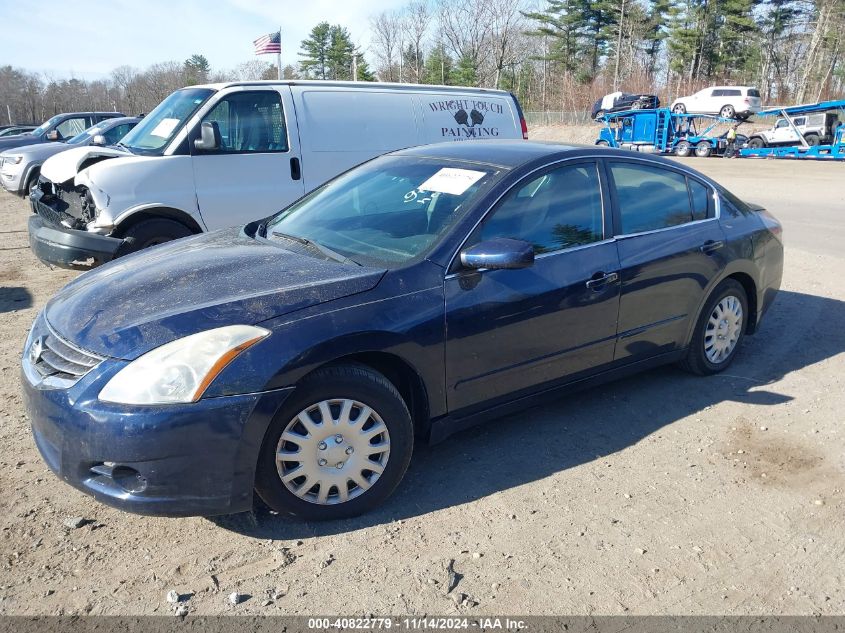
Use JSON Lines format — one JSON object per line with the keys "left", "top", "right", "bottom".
{"left": 0, "top": 137, "right": 843, "bottom": 616}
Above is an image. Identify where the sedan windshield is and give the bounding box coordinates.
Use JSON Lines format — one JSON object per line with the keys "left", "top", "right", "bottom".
{"left": 265, "top": 156, "right": 498, "bottom": 267}
{"left": 118, "top": 87, "right": 214, "bottom": 155}
{"left": 67, "top": 125, "right": 104, "bottom": 145}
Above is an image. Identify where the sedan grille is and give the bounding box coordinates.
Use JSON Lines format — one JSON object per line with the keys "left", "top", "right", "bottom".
{"left": 29, "top": 329, "right": 103, "bottom": 383}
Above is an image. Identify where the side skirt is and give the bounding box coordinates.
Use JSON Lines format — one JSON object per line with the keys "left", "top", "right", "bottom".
{"left": 428, "top": 349, "right": 686, "bottom": 445}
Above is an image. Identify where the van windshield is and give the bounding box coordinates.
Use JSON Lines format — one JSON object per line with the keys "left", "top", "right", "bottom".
{"left": 119, "top": 88, "right": 214, "bottom": 155}
{"left": 264, "top": 155, "right": 498, "bottom": 267}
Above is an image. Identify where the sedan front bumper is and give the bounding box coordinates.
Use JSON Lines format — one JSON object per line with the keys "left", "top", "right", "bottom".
{"left": 21, "top": 325, "right": 294, "bottom": 516}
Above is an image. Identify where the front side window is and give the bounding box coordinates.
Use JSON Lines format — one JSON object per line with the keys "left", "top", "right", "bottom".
{"left": 197, "top": 91, "right": 288, "bottom": 154}
{"left": 55, "top": 117, "right": 87, "bottom": 139}
{"left": 478, "top": 162, "right": 604, "bottom": 254}
{"left": 264, "top": 156, "right": 497, "bottom": 266}
{"left": 610, "top": 162, "right": 696, "bottom": 233}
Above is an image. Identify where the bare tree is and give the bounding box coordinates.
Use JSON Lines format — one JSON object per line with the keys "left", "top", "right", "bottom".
{"left": 402, "top": 0, "right": 433, "bottom": 83}
{"left": 371, "top": 10, "right": 403, "bottom": 81}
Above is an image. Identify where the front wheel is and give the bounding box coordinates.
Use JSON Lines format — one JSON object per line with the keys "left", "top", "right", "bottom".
{"left": 694, "top": 141, "right": 712, "bottom": 157}
{"left": 115, "top": 218, "right": 193, "bottom": 257}
{"left": 681, "top": 279, "right": 748, "bottom": 375}
{"left": 254, "top": 364, "right": 414, "bottom": 520}
{"left": 596, "top": 140, "right": 610, "bottom": 147}
{"left": 673, "top": 103, "right": 687, "bottom": 114}
{"left": 804, "top": 133, "right": 820, "bottom": 146}
{"left": 748, "top": 137, "right": 766, "bottom": 149}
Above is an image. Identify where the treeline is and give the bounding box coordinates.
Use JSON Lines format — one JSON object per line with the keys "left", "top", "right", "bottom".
{"left": 2, "top": 0, "right": 843, "bottom": 125}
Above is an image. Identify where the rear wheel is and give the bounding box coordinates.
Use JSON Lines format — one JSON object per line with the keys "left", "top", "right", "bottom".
{"left": 804, "top": 133, "right": 820, "bottom": 146}
{"left": 673, "top": 103, "right": 687, "bottom": 114}
{"left": 694, "top": 141, "right": 712, "bottom": 158}
{"left": 674, "top": 140, "right": 692, "bottom": 157}
{"left": 748, "top": 136, "right": 766, "bottom": 149}
{"left": 115, "top": 218, "right": 193, "bottom": 257}
{"left": 681, "top": 279, "right": 748, "bottom": 375}
{"left": 254, "top": 364, "right": 414, "bottom": 520}
{"left": 596, "top": 140, "right": 610, "bottom": 147}
{"left": 719, "top": 104, "right": 736, "bottom": 119}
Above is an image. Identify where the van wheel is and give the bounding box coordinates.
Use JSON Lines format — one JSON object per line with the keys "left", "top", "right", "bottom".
{"left": 254, "top": 364, "right": 414, "bottom": 520}
{"left": 694, "top": 142, "right": 712, "bottom": 157}
{"left": 681, "top": 279, "right": 748, "bottom": 376}
{"left": 116, "top": 218, "right": 193, "bottom": 257}
{"left": 675, "top": 140, "right": 692, "bottom": 157}
{"left": 804, "top": 133, "right": 820, "bottom": 146}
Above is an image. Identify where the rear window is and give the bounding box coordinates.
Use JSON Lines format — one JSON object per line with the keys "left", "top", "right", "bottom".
{"left": 747, "top": 89, "right": 761, "bottom": 97}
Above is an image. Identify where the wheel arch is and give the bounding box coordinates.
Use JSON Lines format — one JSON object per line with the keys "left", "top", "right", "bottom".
{"left": 114, "top": 206, "right": 204, "bottom": 237}
{"left": 684, "top": 267, "right": 760, "bottom": 347}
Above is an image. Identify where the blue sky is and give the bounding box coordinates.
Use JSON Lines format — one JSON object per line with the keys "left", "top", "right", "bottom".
{"left": 0, "top": 0, "right": 408, "bottom": 79}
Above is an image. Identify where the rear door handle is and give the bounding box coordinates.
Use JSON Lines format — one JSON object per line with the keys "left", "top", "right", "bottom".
{"left": 585, "top": 271, "right": 619, "bottom": 290}
{"left": 290, "top": 157, "right": 301, "bottom": 181}
{"left": 700, "top": 240, "right": 724, "bottom": 254}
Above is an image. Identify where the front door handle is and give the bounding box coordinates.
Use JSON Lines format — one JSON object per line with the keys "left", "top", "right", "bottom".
{"left": 585, "top": 271, "right": 619, "bottom": 290}
{"left": 700, "top": 239, "right": 725, "bottom": 254}
{"left": 290, "top": 157, "right": 301, "bottom": 181}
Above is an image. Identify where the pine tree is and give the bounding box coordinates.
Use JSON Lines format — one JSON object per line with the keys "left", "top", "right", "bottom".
{"left": 184, "top": 54, "right": 210, "bottom": 85}
{"left": 422, "top": 44, "right": 453, "bottom": 85}
{"left": 299, "top": 22, "right": 332, "bottom": 79}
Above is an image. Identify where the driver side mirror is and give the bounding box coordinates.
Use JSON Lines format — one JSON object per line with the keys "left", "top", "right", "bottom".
{"left": 193, "top": 121, "right": 220, "bottom": 151}
{"left": 46, "top": 130, "right": 59, "bottom": 141}
{"left": 91, "top": 134, "right": 107, "bottom": 146}
{"left": 460, "top": 238, "right": 534, "bottom": 271}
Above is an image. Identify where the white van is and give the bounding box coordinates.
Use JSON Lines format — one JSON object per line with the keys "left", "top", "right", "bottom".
{"left": 30, "top": 80, "right": 527, "bottom": 268}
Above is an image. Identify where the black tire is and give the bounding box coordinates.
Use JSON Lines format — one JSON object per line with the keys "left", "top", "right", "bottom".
{"left": 25, "top": 170, "right": 40, "bottom": 197}
{"left": 804, "top": 133, "right": 820, "bottom": 146}
{"left": 596, "top": 140, "right": 609, "bottom": 147}
{"left": 680, "top": 279, "right": 748, "bottom": 376}
{"left": 254, "top": 364, "right": 414, "bottom": 520}
{"left": 115, "top": 218, "right": 193, "bottom": 257}
{"left": 594, "top": 110, "right": 605, "bottom": 120}
{"left": 673, "top": 103, "right": 687, "bottom": 114}
{"left": 719, "top": 104, "right": 736, "bottom": 119}
{"left": 748, "top": 137, "right": 766, "bottom": 149}
{"left": 694, "top": 141, "right": 712, "bottom": 158}
{"left": 675, "top": 140, "right": 692, "bottom": 157}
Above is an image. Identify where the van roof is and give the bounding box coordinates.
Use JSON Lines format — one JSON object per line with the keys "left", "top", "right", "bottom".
{"left": 189, "top": 80, "right": 514, "bottom": 96}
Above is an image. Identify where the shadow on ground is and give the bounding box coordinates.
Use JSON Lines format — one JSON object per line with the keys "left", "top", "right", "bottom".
{"left": 210, "top": 289, "right": 844, "bottom": 537}
{"left": 0, "top": 286, "right": 33, "bottom": 313}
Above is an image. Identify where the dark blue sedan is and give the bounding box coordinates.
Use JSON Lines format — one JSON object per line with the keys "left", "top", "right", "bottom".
{"left": 21, "top": 141, "right": 783, "bottom": 520}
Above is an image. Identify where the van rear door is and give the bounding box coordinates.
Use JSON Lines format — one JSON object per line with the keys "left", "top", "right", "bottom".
{"left": 190, "top": 86, "right": 304, "bottom": 231}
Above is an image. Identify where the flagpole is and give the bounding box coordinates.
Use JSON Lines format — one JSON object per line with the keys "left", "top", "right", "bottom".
{"left": 277, "top": 26, "right": 282, "bottom": 80}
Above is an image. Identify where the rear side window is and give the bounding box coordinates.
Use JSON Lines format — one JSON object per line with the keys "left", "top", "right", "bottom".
{"left": 610, "top": 162, "right": 695, "bottom": 233}
{"left": 688, "top": 179, "right": 712, "bottom": 221}
{"left": 747, "top": 89, "right": 761, "bottom": 97}
{"left": 712, "top": 89, "right": 724, "bottom": 97}
{"left": 724, "top": 89, "right": 742, "bottom": 96}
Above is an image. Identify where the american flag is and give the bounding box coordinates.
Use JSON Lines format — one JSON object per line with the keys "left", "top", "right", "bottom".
{"left": 254, "top": 31, "right": 282, "bottom": 55}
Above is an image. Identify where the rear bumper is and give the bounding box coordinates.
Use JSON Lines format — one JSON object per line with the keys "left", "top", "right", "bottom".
{"left": 22, "top": 352, "right": 294, "bottom": 517}
{"left": 28, "top": 210, "right": 122, "bottom": 269}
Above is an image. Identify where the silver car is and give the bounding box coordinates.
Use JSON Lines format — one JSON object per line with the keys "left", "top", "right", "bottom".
{"left": 0, "top": 117, "right": 139, "bottom": 197}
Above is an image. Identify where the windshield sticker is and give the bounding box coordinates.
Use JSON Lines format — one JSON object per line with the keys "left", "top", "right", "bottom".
{"left": 419, "top": 168, "right": 486, "bottom": 196}
{"left": 149, "top": 118, "right": 180, "bottom": 138}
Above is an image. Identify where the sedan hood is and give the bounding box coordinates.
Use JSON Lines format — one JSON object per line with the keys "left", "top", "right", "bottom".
{"left": 40, "top": 145, "right": 130, "bottom": 183}
{"left": 45, "top": 227, "right": 386, "bottom": 360}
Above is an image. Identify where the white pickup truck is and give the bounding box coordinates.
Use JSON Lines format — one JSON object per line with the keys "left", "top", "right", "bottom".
{"left": 747, "top": 112, "right": 840, "bottom": 148}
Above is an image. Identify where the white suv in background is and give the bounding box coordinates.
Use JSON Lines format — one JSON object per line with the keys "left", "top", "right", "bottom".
{"left": 671, "top": 86, "right": 762, "bottom": 119}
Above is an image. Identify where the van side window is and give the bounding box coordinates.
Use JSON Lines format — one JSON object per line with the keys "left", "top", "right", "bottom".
{"left": 609, "top": 162, "right": 694, "bottom": 233}
{"left": 199, "top": 91, "right": 288, "bottom": 154}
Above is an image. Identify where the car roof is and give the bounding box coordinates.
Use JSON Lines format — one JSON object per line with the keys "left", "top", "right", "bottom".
{"left": 392, "top": 140, "right": 581, "bottom": 169}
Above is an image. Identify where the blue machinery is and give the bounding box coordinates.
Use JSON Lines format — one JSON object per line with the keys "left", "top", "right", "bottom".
{"left": 596, "top": 108, "right": 738, "bottom": 157}
{"left": 739, "top": 99, "right": 845, "bottom": 160}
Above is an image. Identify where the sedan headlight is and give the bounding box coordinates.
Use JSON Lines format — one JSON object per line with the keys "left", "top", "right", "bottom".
{"left": 4, "top": 155, "right": 23, "bottom": 165}
{"left": 99, "top": 325, "right": 270, "bottom": 405}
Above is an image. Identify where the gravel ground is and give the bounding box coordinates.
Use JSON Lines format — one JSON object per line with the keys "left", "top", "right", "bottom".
{"left": 0, "top": 135, "right": 843, "bottom": 616}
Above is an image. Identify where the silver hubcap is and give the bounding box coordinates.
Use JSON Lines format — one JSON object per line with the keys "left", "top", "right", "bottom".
{"left": 704, "top": 295, "right": 743, "bottom": 364}
{"left": 275, "top": 399, "right": 391, "bottom": 505}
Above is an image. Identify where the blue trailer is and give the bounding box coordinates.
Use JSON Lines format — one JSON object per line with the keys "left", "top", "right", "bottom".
{"left": 596, "top": 108, "right": 739, "bottom": 157}
{"left": 740, "top": 99, "right": 845, "bottom": 160}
